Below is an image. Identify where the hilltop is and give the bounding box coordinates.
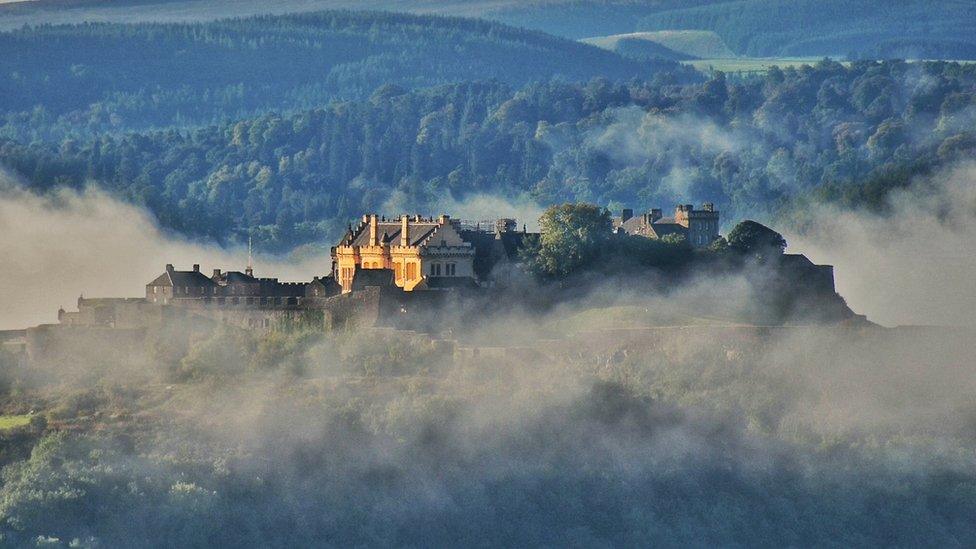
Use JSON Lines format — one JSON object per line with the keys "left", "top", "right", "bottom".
{"left": 0, "top": 10, "right": 670, "bottom": 135}
{"left": 635, "top": 0, "right": 976, "bottom": 58}
{"left": 5, "top": 1, "right": 976, "bottom": 60}
{"left": 582, "top": 30, "right": 735, "bottom": 59}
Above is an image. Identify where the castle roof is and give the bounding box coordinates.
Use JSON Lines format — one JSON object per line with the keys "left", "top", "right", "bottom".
{"left": 618, "top": 215, "right": 687, "bottom": 238}
{"left": 216, "top": 271, "right": 259, "bottom": 284}
{"left": 148, "top": 268, "right": 216, "bottom": 288}
{"left": 346, "top": 220, "right": 440, "bottom": 248}
{"left": 350, "top": 268, "right": 396, "bottom": 290}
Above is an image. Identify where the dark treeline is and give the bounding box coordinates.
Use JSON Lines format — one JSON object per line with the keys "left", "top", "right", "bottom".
{"left": 1, "top": 319, "right": 974, "bottom": 547}
{"left": 0, "top": 10, "right": 680, "bottom": 141}
{"left": 3, "top": 59, "right": 976, "bottom": 250}
{"left": 634, "top": 0, "right": 976, "bottom": 58}
{"left": 483, "top": 0, "right": 976, "bottom": 59}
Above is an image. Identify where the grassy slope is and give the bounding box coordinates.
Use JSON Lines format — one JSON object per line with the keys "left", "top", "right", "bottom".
{"left": 583, "top": 30, "right": 735, "bottom": 59}
{"left": 0, "top": 10, "right": 655, "bottom": 127}
{"left": 5, "top": 1, "right": 975, "bottom": 59}
{"left": 636, "top": 0, "right": 976, "bottom": 57}
{"left": 0, "top": 414, "right": 31, "bottom": 430}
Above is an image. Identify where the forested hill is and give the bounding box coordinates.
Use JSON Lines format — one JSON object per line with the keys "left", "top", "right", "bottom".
{"left": 492, "top": 1, "right": 976, "bottom": 59}
{"left": 5, "top": 0, "right": 975, "bottom": 60}
{"left": 633, "top": 0, "right": 976, "bottom": 58}
{"left": 3, "top": 60, "right": 976, "bottom": 252}
{"left": 0, "top": 10, "right": 681, "bottom": 141}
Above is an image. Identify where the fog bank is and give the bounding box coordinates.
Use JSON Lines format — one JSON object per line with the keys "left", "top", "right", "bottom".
{"left": 0, "top": 182, "right": 328, "bottom": 330}
{"left": 788, "top": 162, "right": 976, "bottom": 327}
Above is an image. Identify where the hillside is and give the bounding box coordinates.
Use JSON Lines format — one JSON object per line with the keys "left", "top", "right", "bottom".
{"left": 636, "top": 0, "right": 976, "bottom": 58}
{"left": 583, "top": 30, "right": 734, "bottom": 59}
{"left": 6, "top": 1, "right": 976, "bottom": 60}
{"left": 0, "top": 10, "right": 671, "bottom": 137}
{"left": 0, "top": 303, "right": 974, "bottom": 545}
{"left": 4, "top": 60, "right": 976, "bottom": 252}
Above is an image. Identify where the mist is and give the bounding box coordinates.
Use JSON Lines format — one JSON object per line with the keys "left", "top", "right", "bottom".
{"left": 788, "top": 162, "right": 976, "bottom": 327}
{"left": 0, "top": 180, "right": 330, "bottom": 330}
{"left": 4, "top": 264, "right": 976, "bottom": 545}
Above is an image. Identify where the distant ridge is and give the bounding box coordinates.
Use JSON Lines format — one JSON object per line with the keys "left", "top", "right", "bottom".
{"left": 582, "top": 30, "right": 735, "bottom": 60}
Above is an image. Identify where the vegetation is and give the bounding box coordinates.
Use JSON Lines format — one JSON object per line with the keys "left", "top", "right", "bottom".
{"left": 523, "top": 203, "right": 614, "bottom": 277}
{"left": 583, "top": 30, "right": 736, "bottom": 60}
{"left": 3, "top": 59, "right": 975, "bottom": 251}
{"left": 0, "top": 317, "right": 973, "bottom": 546}
{"left": 685, "top": 56, "right": 847, "bottom": 75}
{"left": 0, "top": 10, "right": 676, "bottom": 141}
{"left": 726, "top": 220, "right": 786, "bottom": 259}
{"left": 0, "top": 415, "right": 31, "bottom": 431}
{"left": 635, "top": 0, "right": 976, "bottom": 58}
{"left": 3, "top": 0, "right": 974, "bottom": 60}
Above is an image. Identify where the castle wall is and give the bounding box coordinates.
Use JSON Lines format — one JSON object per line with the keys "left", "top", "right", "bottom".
{"left": 25, "top": 324, "right": 147, "bottom": 368}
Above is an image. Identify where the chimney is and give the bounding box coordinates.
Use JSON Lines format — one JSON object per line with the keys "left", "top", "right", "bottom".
{"left": 401, "top": 214, "right": 410, "bottom": 246}
{"left": 165, "top": 264, "right": 174, "bottom": 273}
{"left": 213, "top": 269, "right": 221, "bottom": 278}
{"left": 651, "top": 208, "right": 662, "bottom": 221}
{"left": 193, "top": 264, "right": 200, "bottom": 273}
{"left": 703, "top": 202, "right": 714, "bottom": 212}
{"left": 369, "top": 213, "right": 378, "bottom": 246}
{"left": 438, "top": 214, "right": 450, "bottom": 225}
{"left": 621, "top": 208, "right": 633, "bottom": 223}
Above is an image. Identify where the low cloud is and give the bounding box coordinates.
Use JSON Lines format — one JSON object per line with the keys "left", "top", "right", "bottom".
{"left": 0, "top": 181, "right": 328, "bottom": 330}
{"left": 787, "top": 162, "right": 976, "bottom": 327}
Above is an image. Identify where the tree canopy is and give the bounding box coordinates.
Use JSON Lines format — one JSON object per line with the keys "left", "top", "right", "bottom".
{"left": 726, "top": 220, "right": 787, "bottom": 258}
{"left": 525, "top": 203, "right": 613, "bottom": 278}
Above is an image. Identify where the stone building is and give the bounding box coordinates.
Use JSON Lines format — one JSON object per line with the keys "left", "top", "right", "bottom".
{"left": 332, "top": 214, "right": 527, "bottom": 293}
{"left": 146, "top": 264, "right": 217, "bottom": 304}
{"left": 615, "top": 203, "right": 721, "bottom": 248}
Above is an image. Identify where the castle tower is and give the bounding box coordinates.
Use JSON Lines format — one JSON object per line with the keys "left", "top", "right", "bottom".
{"left": 675, "top": 203, "right": 720, "bottom": 248}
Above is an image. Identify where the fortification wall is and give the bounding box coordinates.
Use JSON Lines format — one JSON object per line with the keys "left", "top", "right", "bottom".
{"left": 25, "top": 324, "right": 147, "bottom": 368}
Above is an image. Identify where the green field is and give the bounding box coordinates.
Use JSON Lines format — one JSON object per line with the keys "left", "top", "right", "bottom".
{"left": 0, "top": 414, "right": 32, "bottom": 431}
{"left": 684, "top": 57, "right": 845, "bottom": 74}
{"left": 582, "top": 30, "right": 735, "bottom": 59}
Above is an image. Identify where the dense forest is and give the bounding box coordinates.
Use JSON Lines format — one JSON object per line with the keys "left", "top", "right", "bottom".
{"left": 0, "top": 10, "right": 681, "bottom": 140}
{"left": 0, "top": 315, "right": 974, "bottom": 546}
{"left": 490, "top": 0, "right": 976, "bottom": 59}
{"left": 634, "top": 0, "right": 976, "bottom": 58}
{"left": 4, "top": 0, "right": 976, "bottom": 60}
{"left": 3, "top": 59, "right": 975, "bottom": 250}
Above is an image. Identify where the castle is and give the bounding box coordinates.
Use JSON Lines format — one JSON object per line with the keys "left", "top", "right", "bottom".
{"left": 36, "top": 202, "right": 849, "bottom": 337}
{"left": 613, "top": 203, "right": 721, "bottom": 248}
{"left": 0, "top": 202, "right": 861, "bottom": 366}
{"left": 48, "top": 203, "right": 722, "bottom": 332}
{"left": 332, "top": 214, "right": 530, "bottom": 292}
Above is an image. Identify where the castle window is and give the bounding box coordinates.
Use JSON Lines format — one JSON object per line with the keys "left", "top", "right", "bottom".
{"left": 430, "top": 263, "right": 441, "bottom": 276}
{"left": 446, "top": 263, "right": 456, "bottom": 276}
{"left": 406, "top": 262, "right": 417, "bottom": 281}
{"left": 394, "top": 263, "right": 402, "bottom": 280}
